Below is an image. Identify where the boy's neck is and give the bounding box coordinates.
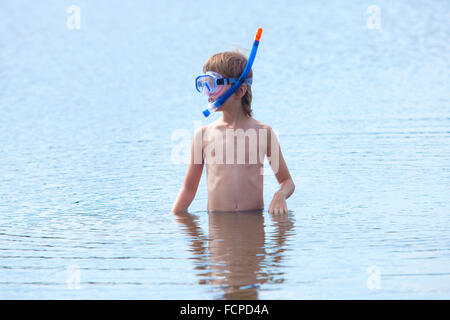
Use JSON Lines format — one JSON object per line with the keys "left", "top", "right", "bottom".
{"left": 220, "top": 101, "right": 248, "bottom": 127}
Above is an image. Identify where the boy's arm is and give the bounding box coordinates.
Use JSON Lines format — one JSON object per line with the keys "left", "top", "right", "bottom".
{"left": 267, "top": 127, "right": 295, "bottom": 214}
{"left": 171, "top": 128, "right": 204, "bottom": 214}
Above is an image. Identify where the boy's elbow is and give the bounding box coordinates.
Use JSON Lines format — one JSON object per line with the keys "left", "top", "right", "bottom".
{"left": 290, "top": 178, "right": 295, "bottom": 194}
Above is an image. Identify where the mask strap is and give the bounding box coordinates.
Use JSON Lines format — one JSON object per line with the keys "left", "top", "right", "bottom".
{"left": 216, "top": 77, "right": 253, "bottom": 86}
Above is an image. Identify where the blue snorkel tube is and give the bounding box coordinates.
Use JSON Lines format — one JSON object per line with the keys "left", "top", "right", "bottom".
{"left": 202, "top": 28, "right": 263, "bottom": 117}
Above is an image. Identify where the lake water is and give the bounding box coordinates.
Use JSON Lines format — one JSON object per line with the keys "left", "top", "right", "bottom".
{"left": 0, "top": 0, "right": 449, "bottom": 299}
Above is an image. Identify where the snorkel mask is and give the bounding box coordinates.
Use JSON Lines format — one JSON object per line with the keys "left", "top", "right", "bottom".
{"left": 195, "top": 71, "right": 253, "bottom": 96}
{"left": 197, "top": 28, "right": 263, "bottom": 117}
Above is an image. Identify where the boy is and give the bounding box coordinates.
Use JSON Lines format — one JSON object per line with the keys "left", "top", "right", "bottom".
{"left": 171, "top": 51, "right": 295, "bottom": 214}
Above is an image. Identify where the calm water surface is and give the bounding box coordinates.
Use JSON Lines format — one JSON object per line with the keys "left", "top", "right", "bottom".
{"left": 0, "top": 0, "right": 449, "bottom": 299}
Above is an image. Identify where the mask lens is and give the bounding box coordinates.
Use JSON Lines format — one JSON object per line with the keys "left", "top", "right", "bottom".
{"left": 196, "top": 75, "right": 216, "bottom": 95}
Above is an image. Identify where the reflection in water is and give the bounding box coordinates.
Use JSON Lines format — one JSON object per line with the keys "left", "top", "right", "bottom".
{"left": 174, "top": 210, "right": 295, "bottom": 299}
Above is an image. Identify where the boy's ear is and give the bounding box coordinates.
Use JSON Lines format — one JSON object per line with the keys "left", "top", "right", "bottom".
{"left": 236, "top": 84, "right": 247, "bottom": 98}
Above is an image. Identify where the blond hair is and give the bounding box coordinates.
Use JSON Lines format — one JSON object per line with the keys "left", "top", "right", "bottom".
{"left": 203, "top": 51, "right": 253, "bottom": 117}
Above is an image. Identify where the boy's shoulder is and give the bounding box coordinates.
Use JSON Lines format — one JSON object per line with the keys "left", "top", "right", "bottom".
{"left": 250, "top": 117, "right": 272, "bottom": 131}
